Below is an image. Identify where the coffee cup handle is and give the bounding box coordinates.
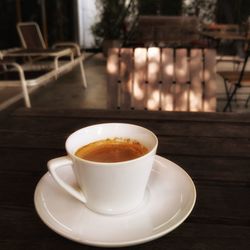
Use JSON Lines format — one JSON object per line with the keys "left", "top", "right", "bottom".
{"left": 47, "top": 156, "right": 86, "bottom": 204}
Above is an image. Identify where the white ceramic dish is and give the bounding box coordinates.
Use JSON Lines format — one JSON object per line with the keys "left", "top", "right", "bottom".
{"left": 34, "top": 155, "right": 196, "bottom": 247}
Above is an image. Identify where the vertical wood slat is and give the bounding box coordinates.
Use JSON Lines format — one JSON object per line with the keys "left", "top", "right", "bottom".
{"left": 161, "top": 48, "right": 174, "bottom": 111}
{"left": 190, "top": 49, "right": 203, "bottom": 111}
{"left": 147, "top": 47, "right": 161, "bottom": 110}
{"left": 106, "top": 47, "right": 217, "bottom": 112}
{"left": 133, "top": 48, "right": 147, "bottom": 110}
{"left": 204, "top": 49, "right": 217, "bottom": 112}
{"left": 120, "top": 48, "right": 133, "bottom": 109}
{"left": 175, "top": 49, "right": 189, "bottom": 111}
{"left": 107, "top": 48, "right": 120, "bottom": 109}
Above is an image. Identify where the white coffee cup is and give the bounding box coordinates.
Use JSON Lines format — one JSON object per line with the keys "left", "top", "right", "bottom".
{"left": 48, "top": 123, "right": 158, "bottom": 215}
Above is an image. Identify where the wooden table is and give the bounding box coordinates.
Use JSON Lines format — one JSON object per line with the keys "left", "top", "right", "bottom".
{"left": 200, "top": 31, "right": 249, "bottom": 41}
{"left": 200, "top": 31, "right": 250, "bottom": 53}
{"left": 0, "top": 108, "right": 249, "bottom": 250}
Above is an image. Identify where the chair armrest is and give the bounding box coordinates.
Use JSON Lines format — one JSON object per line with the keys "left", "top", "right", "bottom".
{"left": 0, "top": 61, "right": 25, "bottom": 78}
{"left": 0, "top": 61, "right": 31, "bottom": 107}
{"left": 52, "top": 42, "right": 82, "bottom": 56}
{"left": 0, "top": 61, "right": 23, "bottom": 71}
{"left": 0, "top": 61, "right": 26, "bottom": 85}
{"left": 0, "top": 47, "right": 23, "bottom": 59}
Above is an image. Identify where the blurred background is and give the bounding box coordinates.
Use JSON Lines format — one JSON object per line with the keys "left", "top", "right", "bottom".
{"left": 1, "top": 0, "right": 250, "bottom": 50}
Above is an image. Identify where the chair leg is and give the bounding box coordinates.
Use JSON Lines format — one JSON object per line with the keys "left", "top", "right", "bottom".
{"left": 223, "top": 85, "right": 238, "bottom": 112}
{"left": 223, "top": 79, "right": 232, "bottom": 112}
{"left": 14, "top": 63, "right": 31, "bottom": 108}
{"left": 79, "top": 60, "right": 87, "bottom": 88}
{"left": 21, "top": 79, "right": 31, "bottom": 108}
{"left": 245, "top": 95, "right": 250, "bottom": 108}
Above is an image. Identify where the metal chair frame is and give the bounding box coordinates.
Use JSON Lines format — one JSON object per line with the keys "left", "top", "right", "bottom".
{"left": 0, "top": 22, "right": 88, "bottom": 108}
{"left": 223, "top": 48, "right": 250, "bottom": 112}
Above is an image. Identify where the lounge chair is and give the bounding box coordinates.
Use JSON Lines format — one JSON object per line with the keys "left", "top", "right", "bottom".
{"left": 16, "top": 22, "right": 87, "bottom": 88}
{"left": 0, "top": 22, "right": 87, "bottom": 108}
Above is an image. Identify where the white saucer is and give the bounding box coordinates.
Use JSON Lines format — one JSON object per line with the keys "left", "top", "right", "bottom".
{"left": 34, "top": 155, "right": 196, "bottom": 247}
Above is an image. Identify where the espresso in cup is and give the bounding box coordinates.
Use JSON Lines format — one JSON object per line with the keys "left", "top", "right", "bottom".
{"left": 75, "top": 138, "right": 149, "bottom": 163}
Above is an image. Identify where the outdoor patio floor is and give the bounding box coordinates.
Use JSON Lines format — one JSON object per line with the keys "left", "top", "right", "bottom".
{"left": 0, "top": 52, "right": 250, "bottom": 113}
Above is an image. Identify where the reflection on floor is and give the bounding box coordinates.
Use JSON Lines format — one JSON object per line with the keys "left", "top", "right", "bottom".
{"left": 0, "top": 53, "right": 249, "bottom": 113}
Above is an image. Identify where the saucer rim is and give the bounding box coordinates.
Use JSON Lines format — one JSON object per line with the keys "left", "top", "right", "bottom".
{"left": 34, "top": 155, "right": 196, "bottom": 247}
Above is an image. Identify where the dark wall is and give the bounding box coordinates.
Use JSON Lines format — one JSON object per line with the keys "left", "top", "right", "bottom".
{"left": 22, "top": 0, "right": 74, "bottom": 46}
{"left": 138, "top": 0, "right": 182, "bottom": 16}
{"left": 216, "top": 0, "right": 250, "bottom": 24}
{"left": 0, "top": 0, "right": 19, "bottom": 49}
{"left": 0, "top": 0, "right": 74, "bottom": 49}
{"left": 46, "top": 0, "right": 74, "bottom": 45}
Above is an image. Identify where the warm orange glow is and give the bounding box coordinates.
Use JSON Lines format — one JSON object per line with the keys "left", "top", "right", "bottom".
{"left": 189, "top": 90, "right": 202, "bottom": 111}
{"left": 177, "top": 67, "right": 187, "bottom": 77}
{"left": 164, "top": 64, "right": 174, "bottom": 76}
{"left": 107, "top": 57, "right": 118, "bottom": 74}
{"left": 147, "top": 47, "right": 160, "bottom": 83}
{"left": 161, "top": 92, "right": 174, "bottom": 111}
{"left": 204, "top": 69, "right": 211, "bottom": 81}
{"left": 203, "top": 98, "right": 216, "bottom": 112}
{"left": 120, "top": 62, "right": 126, "bottom": 75}
{"left": 148, "top": 62, "right": 159, "bottom": 83}
{"left": 134, "top": 48, "right": 147, "bottom": 65}
{"left": 148, "top": 62, "right": 159, "bottom": 75}
{"left": 133, "top": 80, "right": 144, "bottom": 100}
{"left": 147, "top": 90, "right": 160, "bottom": 110}
{"left": 148, "top": 47, "right": 160, "bottom": 57}
{"left": 107, "top": 48, "right": 217, "bottom": 112}
{"left": 175, "top": 85, "right": 188, "bottom": 111}
{"left": 175, "top": 50, "right": 189, "bottom": 84}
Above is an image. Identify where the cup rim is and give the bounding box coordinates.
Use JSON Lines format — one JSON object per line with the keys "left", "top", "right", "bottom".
{"left": 65, "top": 123, "right": 158, "bottom": 166}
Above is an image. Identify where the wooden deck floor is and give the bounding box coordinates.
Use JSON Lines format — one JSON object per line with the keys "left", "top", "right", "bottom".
{"left": 0, "top": 52, "right": 250, "bottom": 113}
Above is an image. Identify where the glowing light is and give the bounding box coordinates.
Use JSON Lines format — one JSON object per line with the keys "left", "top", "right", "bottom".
{"left": 189, "top": 90, "right": 202, "bottom": 111}
{"left": 176, "top": 68, "right": 187, "bottom": 77}
{"left": 148, "top": 62, "right": 159, "bottom": 75}
{"left": 148, "top": 47, "right": 160, "bottom": 57}
{"left": 134, "top": 49, "right": 146, "bottom": 65}
{"left": 147, "top": 90, "right": 160, "bottom": 109}
{"left": 107, "top": 58, "right": 118, "bottom": 74}
{"left": 161, "top": 93, "right": 174, "bottom": 111}
{"left": 204, "top": 70, "right": 211, "bottom": 81}
{"left": 164, "top": 64, "right": 174, "bottom": 75}
{"left": 133, "top": 80, "right": 144, "bottom": 100}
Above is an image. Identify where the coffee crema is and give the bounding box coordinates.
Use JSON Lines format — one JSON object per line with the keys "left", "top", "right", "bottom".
{"left": 75, "top": 138, "right": 148, "bottom": 163}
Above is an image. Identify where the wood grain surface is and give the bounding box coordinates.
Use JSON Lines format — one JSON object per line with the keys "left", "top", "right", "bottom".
{"left": 0, "top": 108, "right": 249, "bottom": 250}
